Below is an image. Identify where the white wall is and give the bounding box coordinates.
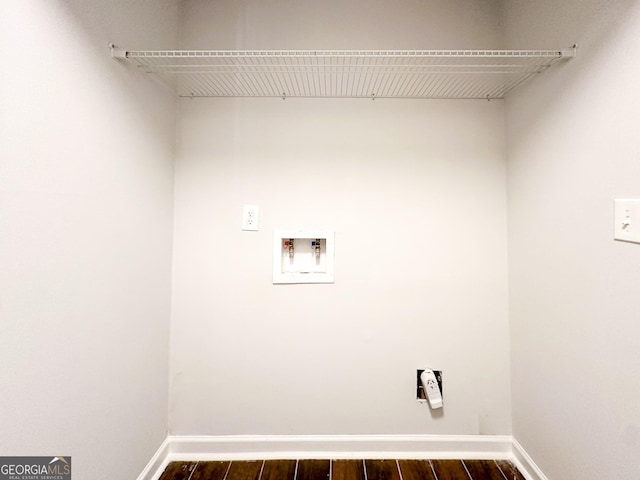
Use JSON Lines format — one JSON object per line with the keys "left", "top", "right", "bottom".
{"left": 178, "top": 0, "right": 503, "bottom": 50}
{"left": 170, "top": 0, "right": 511, "bottom": 436}
{"left": 0, "top": 1, "right": 177, "bottom": 478}
{"left": 504, "top": 1, "right": 640, "bottom": 478}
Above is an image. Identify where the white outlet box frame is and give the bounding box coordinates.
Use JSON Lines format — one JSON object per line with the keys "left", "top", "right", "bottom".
{"left": 273, "top": 230, "right": 335, "bottom": 284}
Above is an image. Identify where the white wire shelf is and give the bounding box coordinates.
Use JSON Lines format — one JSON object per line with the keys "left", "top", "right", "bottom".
{"left": 111, "top": 47, "right": 575, "bottom": 99}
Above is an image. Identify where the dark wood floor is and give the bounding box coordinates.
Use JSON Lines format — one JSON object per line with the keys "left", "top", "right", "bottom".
{"left": 159, "top": 459, "right": 526, "bottom": 480}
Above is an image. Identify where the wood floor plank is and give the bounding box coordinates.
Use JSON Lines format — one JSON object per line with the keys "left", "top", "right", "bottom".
{"left": 296, "top": 460, "right": 330, "bottom": 480}
{"left": 462, "top": 460, "right": 504, "bottom": 480}
{"left": 494, "top": 460, "right": 526, "bottom": 480}
{"left": 332, "top": 460, "right": 365, "bottom": 480}
{"left": 260, "top": 460, "right": 297, "bottom": 480}
{"left": 430, "top": 460, "right": 470, "bottom": 480}
{"left": 225, "top": 460, "right": 263, "bottom": 480}
{"left": 157, "top": 458, "right": 526, "bottom": 480}
{"left": 397, "top": 460, "right": 436, "bottom": 480}
{"left": 158, "top": 461, "right": 198, "bottom": 480}
{"left": 364, "top": 460, "right": 401, "bottom": 480}
{"left": 191, "top": 461, "right": 231, "bottom": 480}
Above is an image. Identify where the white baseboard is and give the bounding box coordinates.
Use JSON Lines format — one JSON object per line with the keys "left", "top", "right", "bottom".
{"left": 165, "top": 434, "right": 513, "bottom": 462}
{"left": 511, "top": 438, "right": 549, "bottom": 480}
{"left": 138, "top": 434, "right": 547, "bottom": 480}
{"left": 135, "top": 437, "right": 170, "bottom": 480}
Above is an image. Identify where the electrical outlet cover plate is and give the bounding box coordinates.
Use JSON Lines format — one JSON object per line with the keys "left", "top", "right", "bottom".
{"left": 242, "top": 205, "right": 260, "bottom": 231}
{"left": 614, "top": 199, "right": 640, "bottom": 244}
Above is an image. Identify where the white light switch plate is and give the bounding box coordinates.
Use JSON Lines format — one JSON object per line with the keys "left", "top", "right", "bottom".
{"left": 614, "top": 199, "right": 640, "bottom": 244}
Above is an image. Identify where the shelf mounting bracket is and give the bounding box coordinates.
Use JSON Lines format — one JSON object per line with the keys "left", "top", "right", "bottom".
{"left": 109, "top": 43, "right": 128, "bottom": 59}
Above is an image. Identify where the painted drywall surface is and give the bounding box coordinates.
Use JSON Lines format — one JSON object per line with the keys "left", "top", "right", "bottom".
{"left": 179, "top": 0, "right": 503, "bottom": 50}
{"left": 171, "top": 100, "right": 510, "bottom": 437}
{"left": 0, "top": 1, "right": 177, "bottom": 478}
{"left": 504, "top": 1, "right": 640, "bottom": 478}
{"left": 170, "top": 0, "right": 510, "bottom": 438}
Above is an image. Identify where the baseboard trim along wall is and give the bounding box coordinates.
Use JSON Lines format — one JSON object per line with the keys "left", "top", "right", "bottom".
{"left": 511, "top": 438, "right": 549, "bottom": 480}
{"left": 136, "top": 436, "right": 170, "bottom": 480}
{"left": 137, "top": 434, "right": 546, "bottom": 480}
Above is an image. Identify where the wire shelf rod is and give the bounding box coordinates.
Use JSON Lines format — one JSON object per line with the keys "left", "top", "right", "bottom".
{"left": 124, "top": 48, "right": 575, "bottom": 59}
{"left": 136, "top": 65, "right": 557, "bottom": 75}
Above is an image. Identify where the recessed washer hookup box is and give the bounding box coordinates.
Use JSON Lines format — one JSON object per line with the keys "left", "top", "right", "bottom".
{"left": 273, "top": 230, "right": 335, "bottom": 284}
